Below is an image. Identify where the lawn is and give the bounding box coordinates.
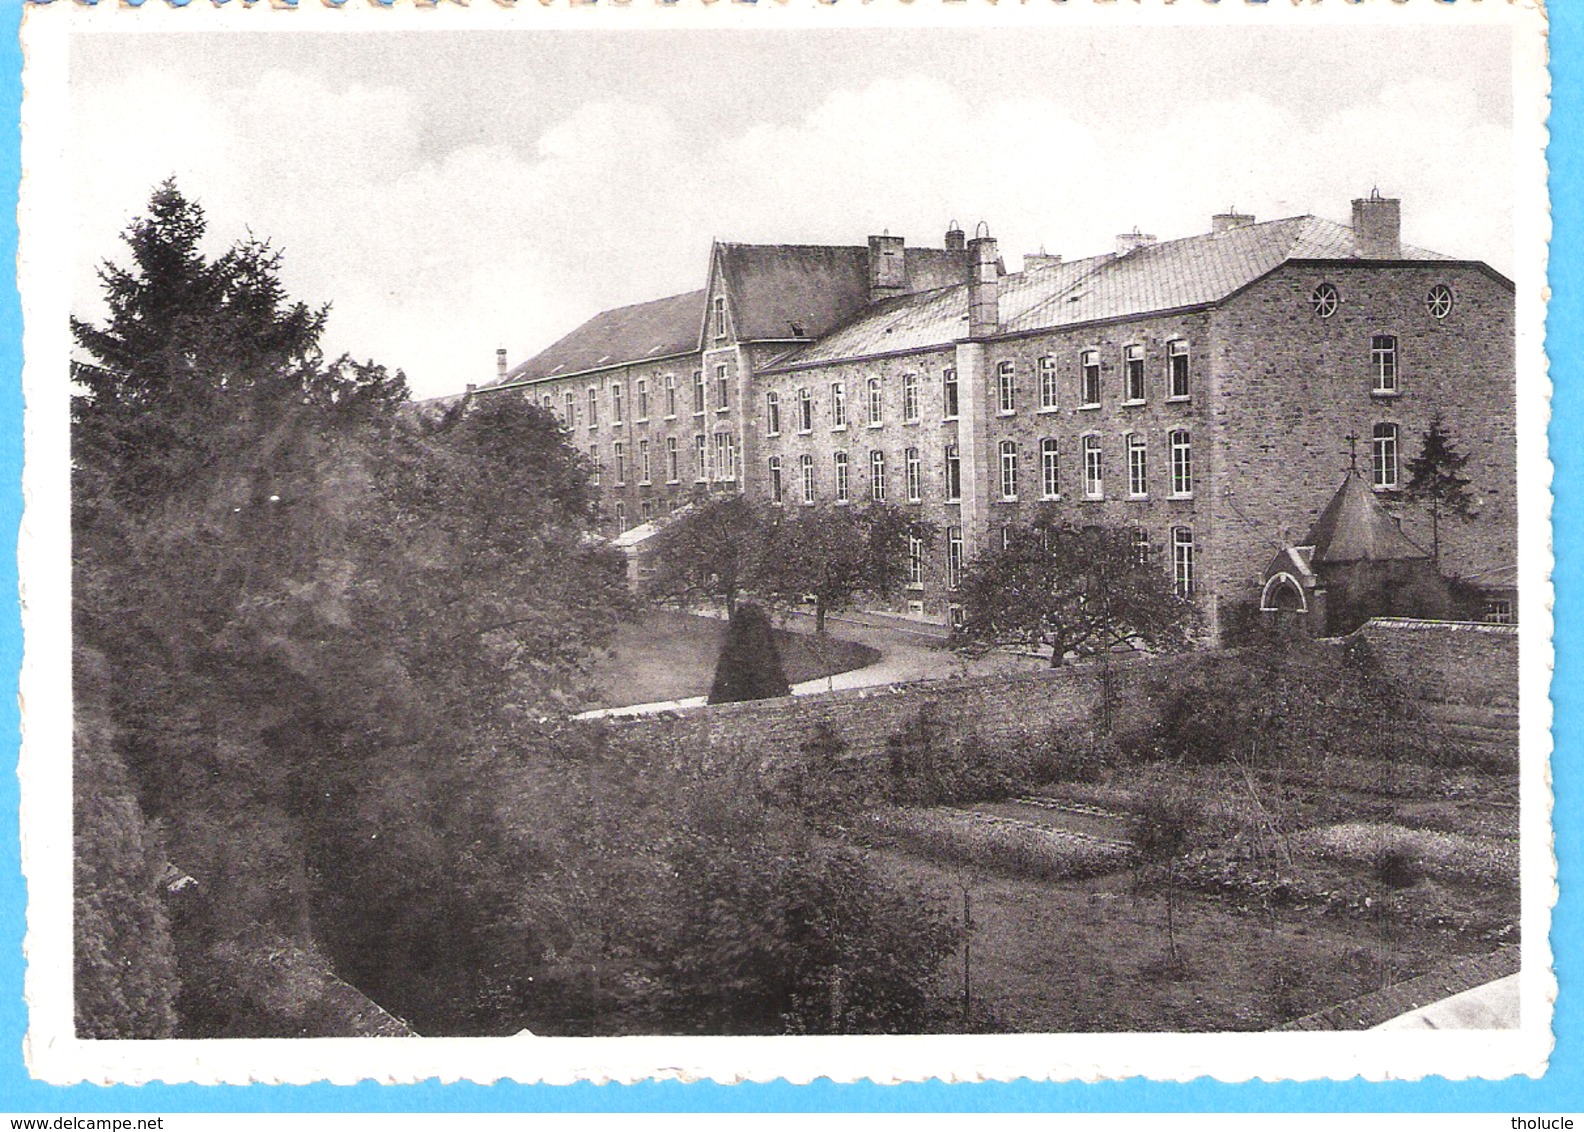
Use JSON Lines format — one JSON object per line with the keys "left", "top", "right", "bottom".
{"left": 587, "top": 609, "right": 880, "bottom": 708}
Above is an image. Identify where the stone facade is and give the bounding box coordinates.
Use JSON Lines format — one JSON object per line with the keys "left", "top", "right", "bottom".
{"left": 486, "top": 196, "right": 1516, "bottom": 641}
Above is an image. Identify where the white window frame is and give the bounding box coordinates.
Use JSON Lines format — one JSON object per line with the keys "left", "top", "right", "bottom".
{"left": 1167, "top": 340, "right": 1191, "bottom": 401}
{"left": 589, "top": 444, "right": 600, "bottom": 486}
{"left": 715, "top": 364, "right": 730, "bottom": 412}
{"left": 945, "top": 445, "right": 962, "bottom": 503}
{"left": 664, "top": 374, "right": 677, "bottom": 419}
{"left": 564, "top": 390, "right": 577, "bottom": 427}
{"left": 1372, "top": 422, "right": 1399, "bottom": 491}
{"left": 639, "top": 438, "right": 651, "bottom": 485}
{"left": 695, "top": 434, "right": 709, "bottom": 483}
{"left": 868, "top": 377, "right": 884, "bottom": 427}
{"left": 1123, "top": 344, "right": 1146, "bottom": 404}
{"left": 801, "top": 453, "right": 816, "bottom": 504}
{"left": 693, "top": 370, "right": 706, "bottom": 416}
{"left": 666, "top": 436, "right": 680, "bottom": 484}
{"left": 831, "top": 381, "right": 848, "bottom": 430}
{"left": 1127, "top": 432, "right": 1148, "bottom": 498}
{"left": 1173, "top": 527, "right": 1195, "bottom": 597}
{"left": 943, "top": 367, "right": 959, "bottom": 420}
{"left": 1041, "top": 438, "right": 1060, "bottom": 500}
{"left": 614, "top": 501, "right": 626, "bottom": 531}
{"left": 611, "top": 382, "right": 624, "bottom": 424}
{"left": 871, "top": 449, "right": 887, "bottom": 502}
{"left": 903, "top": 372, "right": 920, "bottom": 423}
{"left": 905, "top": 447, "right": 922, "bottom": 503}
{"left": 797, "top": 387, "right": 813, "bottom": 433}
{"left": 766, "top": 390, "right": 781, "bottom": 437}
{"left": 713, "top": 295, "right": 727, "bottom": 340}
{"left": 1132, "top": 527, "right": 1151, "bottom": 566}
{"left": 999, "top": 440, "right": 1019, "bottom": 501}
{"left": 997, "top": 361, "right": 1016, "bottom": 415}
{"left": 947, "top": 527, "right": 964, "bottom": 590}
{"left": 715, "top": 432, "right": 737, "bottom": 483}
{"left": 1170, "top": 429, "right": 1193, "bottom": 497}
{"left": 907, "top": 534, "right": 924, "bottom": 588}
{"left": 1038, "top": 356, "right": 1059, "bottom": 411}
{"left": 1083, "top": 434, "right": 1104, "bottom": 500}
{"left": 1372, "top": 335, "right": 1399, "bottom": 395}
{"left": 588, "top": 386, "right": 599, "bottom": 428}
{"left": 834, "top": 450, "right": 850, "bottom": 502}
{"left": 636, "top": 378, "right": 649, "bottom": 422}
{"left": 613, "top": 440, "right": 626, "bottom": 485}
{"left": 1080, "top": 350, "right": 1101, "bottom": 408}
{"left": 768, "top": 456, "right": 784, "bottom": 504}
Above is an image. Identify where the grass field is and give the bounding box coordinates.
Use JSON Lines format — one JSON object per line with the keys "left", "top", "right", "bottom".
{"left": 587, "top": 609, "right": 880, "bottom": 708}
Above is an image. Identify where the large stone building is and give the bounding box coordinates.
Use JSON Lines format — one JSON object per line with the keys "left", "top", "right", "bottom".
{"left": 484, "top": 192, "right": 1515, "bottom": 641}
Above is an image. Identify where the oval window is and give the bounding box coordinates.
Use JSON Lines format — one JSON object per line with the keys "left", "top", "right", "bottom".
{"left": 1426, "top": 283, "right": 1455, "bottom": 319}
{"left": 1310, "top": 283, "right": 1339, "bottom": 318}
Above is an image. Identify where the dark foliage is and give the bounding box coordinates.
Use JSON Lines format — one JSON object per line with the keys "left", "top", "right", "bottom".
{"left": 641, "top": 493, "right": 764, "bottom": 616}
{"left": 707, "top": 603, "right": 790, "bottom": 704}
{"left": 1404, "top": 415, "right": 1476, "bottom": 566}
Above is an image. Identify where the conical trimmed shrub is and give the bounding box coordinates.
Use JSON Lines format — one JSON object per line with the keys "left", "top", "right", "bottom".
{"left": 708, "top": 603, "right": 791, "bottom": 704}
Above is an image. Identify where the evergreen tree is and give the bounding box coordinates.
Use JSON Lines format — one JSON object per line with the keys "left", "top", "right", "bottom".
{"left": 1403, "top": 415, "right": 1475, "bottom": 566}
{"left": 707, "top": 603, "right": 790, "bottom": 703}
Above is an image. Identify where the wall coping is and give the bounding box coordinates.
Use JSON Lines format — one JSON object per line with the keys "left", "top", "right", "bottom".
{"left": 1356, "top": 617, "right": 1518, "bottom": 637}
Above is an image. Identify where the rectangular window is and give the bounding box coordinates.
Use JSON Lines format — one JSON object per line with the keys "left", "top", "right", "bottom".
{"left": 947, "top": 527, "right": 964, "bottom": 590}
{"left": 945, "top": 445, "right": 962, "bottom": 502}
{"left": 1170, "top": 429, "right": 1193, "bottom": 496}
{"left": 713, "top": 295, "right": 727, "bottom": 340}
{"left": 834, "top": 450, "right": 850, "bottom": 502}
{"left": 868, "top": 377, "right": 884, "bottom": 427}
{"left": 903, "top": 372, "right": 920, "bottom": 422}
{"left": 999, "top": 440, "right": 1018, "bottom": 501}
{"left": 588, "top": 444, "right": 600, "bottom": 486}
{"left": 715, "top": 364, "right": 730, "bottom": 411}
{"left": 1372, "top": 423, "right": 1399, "bottom": 490}
{"left": 831, "top": 382, "right": 847, "bottom": 429}
{"left": 797, "top": 387, "right": 813, "bottom": 433}
{"left": 766, "top": 391, "right": 781, "bottom": 437}
{"left": 665, "top": 374, "right": 677, "bottom": 418}
{"left": 666, "top": 437, "right": 679, "bottom": 483}
{"left": 1173, "top": 527, "right": 1195, "bottom": 597}
{"left": 801, "top": 454, "right": 816, "bottom": 504}
{"left": 1041, "top": 438, "right": 1060, "bottom": 499}
{"left": 563, "top": 390, "right": 576, "bottom": 426}
{"left": 695, "top": 434, "right": 708, "bottom": 482}
{"left": 997, "top": 361, "right": 1016, "bottom": 414}
{"left": 636, "top": 379, "right": 649, "bottom": 421}
{"left": 1372, "top": 335, "right": 1399, "bottom": 394}
{"left": 871, "top": 450, "right": 887, "bottom": 502}
{"left": 614, "top": 501, "right": 626, "bottom": 531}
{"left": 1039, "top": 356, "right": 1058, "bottom": 410}
{"left": 1124, "top": 344, "right": 1146, "bottom": 403}
{"left": 1081, "top": 350, "right": 1101, "bottom": 407}
{"left": 1127, "top": 433, "right": 1148, "bottom": 497}
{"left": 611, "top": 383, "right": 623, "bottom": 424}
{"left": 714, "top": 432, "right": 737, "bottom": 482}
{"left": 905, "top": 447, "right": 922, "bottom": 502}
{"left": 1132, "top": 527, "right": 1151, "bottom": 566}
{"left": 613, "top": 440, "right": 626, "bottom": 485}
{"left": 943, "top": 367, "right": 959, "bottom": 420}
{"left": 908, "top": 534, "right": 924, "bottom": 587}
{"left": 693, "top": 370, "right": 706, "bottom": 415}
{"left": 1083, "top": 435, "right": 1104, "bottom": 499}
{"left": 588, "top": 386, "right": 599, "bottom": 428}
{"left": 639, "top": 438, "right": 651, "bottom": 484}
{"left": 769, "top": 456, "right": 784, "bottom": 504}
{"left": 1484, "top": 599, "right": 1514, "bottom": 625}
{"left": 1168, "top": 340, "right": 1190, "bottom": 400}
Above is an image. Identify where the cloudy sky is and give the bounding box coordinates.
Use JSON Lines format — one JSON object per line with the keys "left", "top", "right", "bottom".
{"left": 69, "top": 25, "right": 1514, "bottom": 401}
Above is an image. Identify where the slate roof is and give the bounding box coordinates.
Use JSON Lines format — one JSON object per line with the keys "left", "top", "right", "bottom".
{"left": 714, "top": 243, "right": 968, "bottom": 343}
{"left": 1305, "top": 470, "right": 1430, "bottom": 564}
{"left": 500, "top": 289, "right": 706, "bottom": 385}
{"left": 764, "top": 215, "right": 1468, "bottom": 373}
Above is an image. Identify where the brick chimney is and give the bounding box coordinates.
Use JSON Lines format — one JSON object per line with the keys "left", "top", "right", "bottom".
{"left": 496, "top": 348, "right": 508, "bottom": 383}
{"left": 1212, "top": 209, "right": 1256, "bottom": 234}
{"left": 944, "top": 220, "right": 966, "bottom": 252}
{"left": 967, "top": 222, "right": 999, "bottom": 339}
{"left": 1116, "top": 228, "right": 1158, "bottom": 256}
{"left": 1352, "top": 189, "right": 1402, "bottom": 258}
{"left": 867, "top": 233, "right": 908, "bottom": 303}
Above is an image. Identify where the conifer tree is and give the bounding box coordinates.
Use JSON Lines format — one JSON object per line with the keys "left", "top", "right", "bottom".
{"left": 1403, "top": 415, "right": 1475, "bottom": 566}
{"left": 707, "top": 602, "right": 790, "bottom": 703}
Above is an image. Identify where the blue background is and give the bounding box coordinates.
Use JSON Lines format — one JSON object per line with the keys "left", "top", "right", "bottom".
{"left": 0, "top": 0, "right": 1572, "bottom": 1114}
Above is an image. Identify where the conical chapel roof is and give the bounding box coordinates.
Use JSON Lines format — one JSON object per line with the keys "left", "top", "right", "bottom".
{"left": 1306, "top": 470, "right": 1430, "bottom": 564}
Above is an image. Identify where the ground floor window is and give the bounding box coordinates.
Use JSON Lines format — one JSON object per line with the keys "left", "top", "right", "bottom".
{"left": 947, "top": 526, "right": 963, "bottom": 590}
{"left": 1172, "top": 526, "right": 1194, "bottom": 597}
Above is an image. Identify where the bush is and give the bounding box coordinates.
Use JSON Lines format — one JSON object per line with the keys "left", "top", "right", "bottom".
{"left": 707, "top": 602, "right": 790, "bottom": 704}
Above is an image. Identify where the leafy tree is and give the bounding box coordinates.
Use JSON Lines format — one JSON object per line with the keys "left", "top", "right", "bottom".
{"left": 1403, "top": 415, "right": 1475, "bottom": 566}
{"left": 953, "top": 519, "right": 1193, "bottom": 667}
{"left": 756, "top": 503, "right": 931, "bottom": 634}
{"left": 1129, "top": 784, "right": 1202, "bottom": 969}
{"left": 708, "top": 602, "right": 790, "bottom": 704}
{"left": 640, "top": 493, "right": 765, "bottom": 616}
